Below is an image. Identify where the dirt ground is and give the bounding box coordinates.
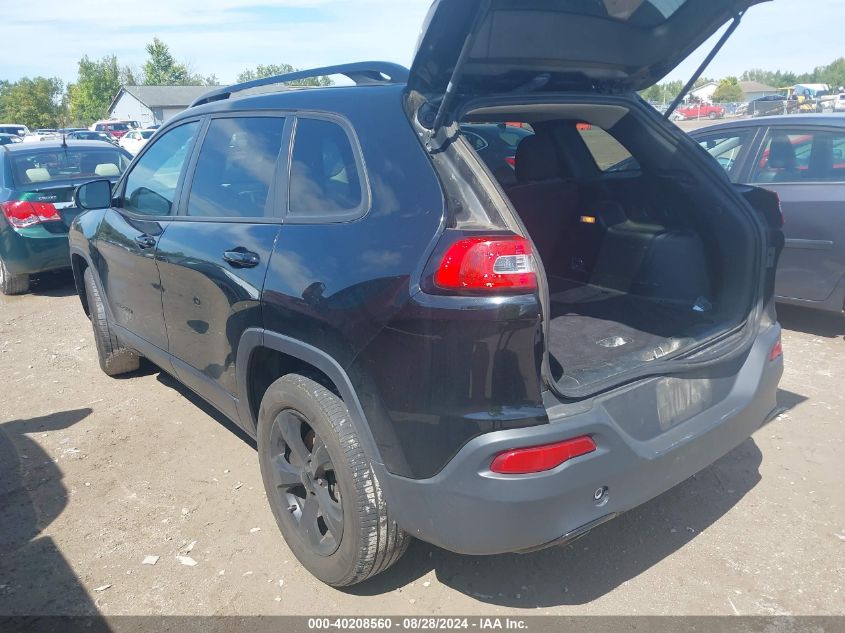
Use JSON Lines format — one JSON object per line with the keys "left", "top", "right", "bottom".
{"left": 0, "top": 271, "right": 842, "bottom": 617}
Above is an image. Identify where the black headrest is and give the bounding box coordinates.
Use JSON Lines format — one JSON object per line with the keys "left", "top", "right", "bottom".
{"left": 515, "top": 134, "right": 561, "bottom": 183}
{"left": 768, "top": 136, "right": 796, "bottom": 170}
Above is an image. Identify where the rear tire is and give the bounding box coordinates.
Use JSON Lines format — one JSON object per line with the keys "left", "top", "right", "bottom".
{"left": 258, "top": 374, "right": 410, "bottom": 587}
{"left": 0, "top": 257, "right": 30, "bottom": 295}
{"left": 83, "top": 267, "right": 140, "bottom": 376}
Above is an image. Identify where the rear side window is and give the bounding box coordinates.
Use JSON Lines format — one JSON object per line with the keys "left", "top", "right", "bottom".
{"left": 751, "top": 129, "right": 845, "bottom": 184}
{"left": 187, "top": 116, "right": 286, "bottom": 219}
{"left": 578, "top": 124, "right": 639, "bottom": 172}
{"left": 289, "top": 118, "right": 364, "bottom": 221}
{"left": 123, "top": 121, "right": 199, "bottom": 216}
{"left": 10, "top": 150, "right": 131, "bottom": 185}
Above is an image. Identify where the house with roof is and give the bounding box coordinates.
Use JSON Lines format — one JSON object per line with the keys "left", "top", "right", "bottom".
{"left": 107, "top": 85, "right": 212, "bottom": 127}
{"left": 688, "top": 81, "right": 719, "bottom": 103}
{"left": 738, "top": 81, "right": 780, "bottom": 102}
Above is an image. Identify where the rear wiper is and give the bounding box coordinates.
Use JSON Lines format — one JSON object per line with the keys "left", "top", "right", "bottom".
{"left": 664, "top": 10, "right": 746, "bottom": 120}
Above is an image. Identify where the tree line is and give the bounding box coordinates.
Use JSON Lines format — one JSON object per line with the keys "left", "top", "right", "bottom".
{"left": 0, "top": 39, "right": 330, "bottom": 130}
{"left": 639, "top": 57, "right": 845, "bottom": 104}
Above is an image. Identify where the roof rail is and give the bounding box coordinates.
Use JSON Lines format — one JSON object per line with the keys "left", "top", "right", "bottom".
{"left": 190, "top": 61, "right": 410, "bottom": 108}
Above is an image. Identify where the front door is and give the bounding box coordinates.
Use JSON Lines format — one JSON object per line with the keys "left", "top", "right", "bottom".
{"left": 155, "top": 115, "right": 288, "bottom": 423}
{"left": 95, "top": 120, "right": 201, "bottom": 351}
{"left": 747, "top": 126, "right": 845, "bottom": 303}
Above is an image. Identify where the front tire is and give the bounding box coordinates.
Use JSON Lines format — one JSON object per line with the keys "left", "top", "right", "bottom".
{"left": 0, "top": 256, "right": 29, "bottom": 295}
{"left": 83, "top": 267, "right": 140, "bottom": 376}
{"left": 258, "top": 374, "right": 409, "bottom": 586}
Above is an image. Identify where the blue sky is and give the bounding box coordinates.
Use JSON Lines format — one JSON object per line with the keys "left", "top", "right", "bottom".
{"left": 1, "top": 0, "right": 842, "bottom": 86}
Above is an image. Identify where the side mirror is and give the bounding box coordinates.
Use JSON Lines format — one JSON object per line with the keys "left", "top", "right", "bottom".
{"left": 75, "top": 179, "right": 113, "bottom": 210}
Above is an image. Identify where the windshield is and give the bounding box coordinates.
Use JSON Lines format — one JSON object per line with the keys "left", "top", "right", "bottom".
{"left": 107, "top": 123, "right": 131, "bottom": 132}
{"left": 140, "top": 131, "right": 155, "bottom": 139}
{"left": 0, "top": 126, "right": 27, "bottom": 136}
{"left": 10, "top": 149, "right": 131, "bottom": 185}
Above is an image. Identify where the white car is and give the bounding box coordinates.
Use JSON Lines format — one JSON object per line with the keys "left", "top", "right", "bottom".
{"left": 0, "top": 123, "right": 30, "bottom": 137}
{"left": 119, "top": 129, "right": 156, "bottom": 154}
{"left": 834, "top": 94, "right": 845, "bottom": 113}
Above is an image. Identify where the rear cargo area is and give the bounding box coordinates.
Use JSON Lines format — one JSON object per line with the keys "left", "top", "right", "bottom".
{"left": 462, "top": 102, "right": 757, "bottom": 393}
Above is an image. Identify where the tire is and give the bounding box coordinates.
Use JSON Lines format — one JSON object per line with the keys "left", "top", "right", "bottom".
{"left": 83, "top": 267, "right": 140, "bottom": 376}
{"left": 708, "top": 112, "right": 719, "bottom": 120}
{"left": 0, "top": 256, "right": 29, "bottom": 295}
{"left": 258, "top": 374, "right": 410, "bottom": 587}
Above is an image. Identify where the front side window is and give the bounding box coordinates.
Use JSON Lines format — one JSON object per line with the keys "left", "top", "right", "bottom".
{"left": 696, "top": 131, "right": 751, "bottom": 179}
{"left": 751, "top": 129, "right": 845, "bottom": 184}
{"left": 123, "top": 121, "right": 199, "bottom": 216}
{"left": 186, "top": 117, "right": 286, "bottom": 219}
{"left": 289, "top": 118, "right": 364, "bottom": 219}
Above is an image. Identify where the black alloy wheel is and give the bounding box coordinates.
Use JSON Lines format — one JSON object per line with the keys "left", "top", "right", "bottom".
{"left": 269, "top": 409, "right": 344, "bottom": 556}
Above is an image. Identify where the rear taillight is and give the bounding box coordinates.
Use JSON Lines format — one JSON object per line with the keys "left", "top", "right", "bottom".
{"left": 769, "top": 337, "right": 783, "bottom": 361}
{"left": 505, "top": 156, "right": 516, "bottom": 169}
{"left": 1, "top": 200, "right": 61, "bottom": 228}
{"left": 490, "top": 436, "right": 597, "bottom": 475}
{"left": 433, "top": 235, "right": 537, "bottom": 294}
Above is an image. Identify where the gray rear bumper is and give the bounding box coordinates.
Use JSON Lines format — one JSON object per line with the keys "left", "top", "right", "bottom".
{"left": 380, "top": 326, "right": 783, "bottom": 555}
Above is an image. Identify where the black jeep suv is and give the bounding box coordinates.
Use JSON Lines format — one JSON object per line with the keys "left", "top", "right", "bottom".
{"left": 70, "top": 0, "right": 784, "bottom": 586}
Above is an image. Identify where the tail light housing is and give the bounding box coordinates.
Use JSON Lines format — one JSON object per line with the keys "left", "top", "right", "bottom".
{"left": 431, "top": 233, "right": 537, "bottom": 294}
{"left": 1, "top": 200, "right": 61, "bottom": 228}
{"left": 490, "top": 436, "right": 597, "bottom": 475}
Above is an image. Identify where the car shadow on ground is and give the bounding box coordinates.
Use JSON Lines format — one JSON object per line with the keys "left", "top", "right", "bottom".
{"left": 154, "top": 370, "right": 257, "bottom": 449}
{"left": 27, "top": 270, "right": 78, "bottom": 299}
{"left": 0, "top": 408, "right": 111, "bottom": 624}
{"left": 777, "top": 304, "right": 845, "bottom": 339}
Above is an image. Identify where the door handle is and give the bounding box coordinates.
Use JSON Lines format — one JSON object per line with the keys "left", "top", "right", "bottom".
{"left": 223, "top": 250, "right": 260, "bottom": 268}
{"left": 135, "top": 234, "right": 156, "bottom": 249}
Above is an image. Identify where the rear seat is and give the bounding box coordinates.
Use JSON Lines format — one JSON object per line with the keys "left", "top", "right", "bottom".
{"left": 507, "top": 134, "right": 579, "bottom": 268}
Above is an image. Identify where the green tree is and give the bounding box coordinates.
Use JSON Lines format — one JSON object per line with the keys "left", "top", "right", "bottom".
{"left": 740, "top": 69, "right": 797, "bottom": 88}
{"left": 639, "top": 80, "right": 684, "bottom": 103}
{"left": 712, "top": 77, "right": 744, "bottom": 103}
{"left": 142, "top": 37, "right": 191, "bottom": 85}
{"left": 0, "top": 77, "right": 64, "bottom": 129}
{"left": 236, "top": 64, "right": 332, "bottom": 87}
{"left": 67, "top": 55, "right": 121, "bottom": 125}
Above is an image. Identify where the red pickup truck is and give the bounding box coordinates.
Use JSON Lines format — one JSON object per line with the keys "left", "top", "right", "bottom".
{"left": 675, "top": 103, "right": 726, "bottom": 120}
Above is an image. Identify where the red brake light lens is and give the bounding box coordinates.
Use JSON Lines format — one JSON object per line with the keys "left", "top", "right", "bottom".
{"left": 769, "top": 338, "right": 783, "bottom": 361}
{"left": 433, "top": 235, "right": 537, "bottom": 294}
{"left": 1, "top": 200, "right": 61, "bottom": 228}
{"left": 490, "top": 436, "right": 597, "bottom": 475}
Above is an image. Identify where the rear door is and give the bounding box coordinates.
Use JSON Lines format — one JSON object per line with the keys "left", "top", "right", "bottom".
{"left": 744, "top": 125, "right": 845, "bottom": 304}
{"left": 155, "top": 114, "right": 288, "bottom": 424}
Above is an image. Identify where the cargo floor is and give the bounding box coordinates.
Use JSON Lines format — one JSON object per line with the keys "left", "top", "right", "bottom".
{"left": 547, "top": 281, "right": 717, "bottom": 389}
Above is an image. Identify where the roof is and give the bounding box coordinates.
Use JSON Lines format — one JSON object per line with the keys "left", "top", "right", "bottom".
{"left": 739, "top": 80, "right": 779, "bottom": 93}
{"left": 111, "top": 85, "right": 212, "bottom": 111}
{"left": 689, "top": 81, "right": 719, "bottom": 93}
{"left": 693, "top": 113, "right": 845, "bottom": 133}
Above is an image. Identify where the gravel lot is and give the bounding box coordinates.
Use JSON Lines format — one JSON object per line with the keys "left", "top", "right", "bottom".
{"left": 0, "top": 272, "right": 842, "bottom": 617}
